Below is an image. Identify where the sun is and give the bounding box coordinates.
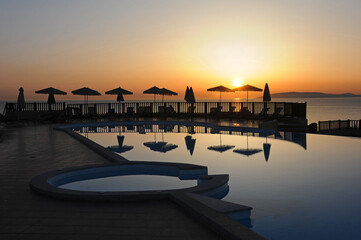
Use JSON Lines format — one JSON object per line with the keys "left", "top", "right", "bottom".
{"left": 233, "top": 77, "right": 244, "bottom": 87}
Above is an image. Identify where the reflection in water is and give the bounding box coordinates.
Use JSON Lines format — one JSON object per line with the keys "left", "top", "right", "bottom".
{"left": 208, "top": 133, "right": 235, "bottom": 153}
{"left": 233, "top": 134, "right": 262, "bottom": 157}
{"left": 184, "top": 135, "right": 196, "bottom": 155}
{"left": 71, "top": 121, "right": 361, "bottom": 239}
{"left": 144, "top": 131, "right": 178, "bottom": 153}
{"left": 108, "top": 135, "right": 134, "bottom": 154}
{"left": 263, "top": 143, "right": 271, "bottom": 162}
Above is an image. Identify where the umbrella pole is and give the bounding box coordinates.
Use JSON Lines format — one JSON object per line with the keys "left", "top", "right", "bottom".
{"left": 219, "top": 91, "right": 221, "bottom": 104}
{"left": 247, "top": 91, "right": 249, "bottom": 103}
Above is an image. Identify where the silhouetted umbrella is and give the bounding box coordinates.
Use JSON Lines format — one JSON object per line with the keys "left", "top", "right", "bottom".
{"left": 207, "top": 85, "right": 234, "bottom": 103}
{"left": 233, "top": 134, "right": 262, "bottom": 157}
{"left": 208, "top": 133, "right": 235, "bottom": 153}
{"left": 144, "top": 141, "right": 178, "bottom": 153}
{"left": 263, "top": 83, "right": 271, "bottom": 102}
{"left": 184, "top": 86, "right": 196, "bottom": 104}
{"left": 159, "top": 88, "right": 178, "bottom": 102}
{"left": 105, "top": 87, "right": 133, "bottom": 102}
{"left": 35, "top": 87, "right": 67, "bottom": 104}
{"left": 143, "top": 86, "right": 161, "bottom": 102}
{"left": 108, "top": 135, "right": 134, "bottom": 154}
{"left": 72, "top": 87, "right": 101, "bottom": 105}
{"left": 17, "top": 87, "right": 25, "bottom": 110}
{"left": 184, "top": 87, "right": 190, "bottom": 102}
{"left": 233, "top": 84, "right": 262, "bottom": 102}
{"left": 263, "top": 143, "right": 271, "bottom": 162}
{"left": 185, "top": 135, "right": 196, "bottom": 155}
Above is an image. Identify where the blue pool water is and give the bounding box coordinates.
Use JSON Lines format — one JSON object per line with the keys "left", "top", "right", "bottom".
{"left": 73, "top": 122, "right": 361, "bottom": 240}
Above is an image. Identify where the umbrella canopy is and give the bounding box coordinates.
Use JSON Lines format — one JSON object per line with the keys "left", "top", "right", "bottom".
{"left": 72, "top": 87, "right": 101, "bottom": 96}
{"left": 207, "top": 133, "right": 235, "bottom": 153}
{"left": 105, "top": 87, "right": 133, "bottom": 102}
{"left": 233, "top": 84, "right": 262, "bottom": 102}
{"left": 35, "top": 87, "right": 67, "bottom": 104}
{"left": 107, "top": 136, "right": 134, "bottom": 154}
{"left": 263, "top": 83, "right": 271, "bottom": 102}
{"left": 184, "top": 87, "right": 190, "bottom": 102}
{"left": 72, "top": 87, "right": 101, "bottom": 105}
{"left": 159, "top": 88, "right": 178, "bottom": 102}
{"left": 185, "top": 135, "right": 196, "bottom": 155}
{"left": 17, "top": 87, "right": 25, "bottom": 110}
{"left": 143, "top": 86, "right": 161, "bottom": 102}
{"left": 207, "top": 85, "right": 234, "bottom": 103}
{"left": 208, "top": 145, "right": 235, "bottom": 153}
{"left": 144, "top": 141, "right": 178, "bottom": 153}
{"left": 233, "top": 148, "right": 262, "bottom": 156}
{"left": 185, "top": 86, "right": 196, "bottom": 104}
{"left": 233, "top": 134, "right": 262, "bottom": 157}
{"left": 263, "top": 143, "right": 271, "bottom": 162}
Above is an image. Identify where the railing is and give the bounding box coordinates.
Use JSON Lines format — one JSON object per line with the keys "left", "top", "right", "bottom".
{"left": 4, "top": 102, "right": 66, "bottom": 113}
{"left": 318, "top": 119, "right": 361, "bottom": 131}
{"left": 4, "top": 101, "right": 307, "bottom": 119}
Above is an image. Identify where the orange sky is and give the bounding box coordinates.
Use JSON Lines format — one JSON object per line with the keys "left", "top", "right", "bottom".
{"left": 1, "top": 1, "right": 360, "bottom": 100}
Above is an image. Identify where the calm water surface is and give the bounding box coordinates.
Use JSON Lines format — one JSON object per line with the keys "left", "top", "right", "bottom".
{"left": 76, "top": 123, "right": 361, "bottom": 240}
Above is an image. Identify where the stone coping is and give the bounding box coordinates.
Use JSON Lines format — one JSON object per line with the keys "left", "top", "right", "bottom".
{"left": 30, "top": 162, "right": 230, "bottom": 201}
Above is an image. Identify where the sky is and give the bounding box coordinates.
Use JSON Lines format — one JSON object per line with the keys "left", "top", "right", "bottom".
{"left": 1, "top": 0, "right": 361, "bottom": 100}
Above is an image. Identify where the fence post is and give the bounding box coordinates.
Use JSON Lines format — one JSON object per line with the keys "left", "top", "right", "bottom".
{"left": 34, "top": 102, "right": 37, "bottom": 111}
{"left": 348, "top": 119, "right": 350, "bottom": 129}
{"left": 252, "top": 102, "right": 255, "bottom": 114}
{"left": 339, "top": 120, "right": 341, "bottom": 129}
{"left": 318, "top": 121, "right": 321, "bottom": 131}
{"left": 204, "top": 102, "right": 207, "bottom": 114}
{"left": 359, "top": 120, "right": 361, "bottom": 129}
{"left": 177, "top": 102, "right": 180, "bottom": 113}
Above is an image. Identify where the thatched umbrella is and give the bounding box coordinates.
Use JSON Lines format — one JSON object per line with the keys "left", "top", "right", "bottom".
{"left": 158, "top": 88, "right": 178, "bottom": 102}
{"left": 207, "top": 85, "right": 234, "bottom": 103}
{"left": 105, "top": 87, "right": 133, "bottom": 102}
{"left": 143, "top": 86, "right": 161, "bottom": 102}
{"left": 35, "top": 87, "right": 67, "bottom": 104}
{"left": 233, "top": 84, "right": 262, "bottom": 102}
{"left": 72, "top": 87, "right": 101, "bottom": 106}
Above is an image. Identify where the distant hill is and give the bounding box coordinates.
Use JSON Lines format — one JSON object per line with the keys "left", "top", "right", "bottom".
{"left": 269, "top": 92, "right": 361, "bottom": 98}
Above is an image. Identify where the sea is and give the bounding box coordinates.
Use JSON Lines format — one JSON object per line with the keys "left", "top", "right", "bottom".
{"left": 1, "top": 97, "right": 361, "bottom": 124}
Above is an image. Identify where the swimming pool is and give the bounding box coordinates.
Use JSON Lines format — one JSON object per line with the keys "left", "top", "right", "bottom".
{"left": 70, "top": 121, "right": 360, "bottom": 240}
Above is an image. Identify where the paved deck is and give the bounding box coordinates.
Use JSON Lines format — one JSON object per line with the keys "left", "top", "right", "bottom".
{"left": 0, "top": 123, "right": 222, "bottom": 240}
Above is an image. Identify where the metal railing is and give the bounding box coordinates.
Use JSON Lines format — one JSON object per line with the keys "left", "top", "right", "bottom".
{"left": 4, "top": 101, "right": 307, "bottom": 119}
{"left": 318, "top": 119, "right": 361, "bottom": 131}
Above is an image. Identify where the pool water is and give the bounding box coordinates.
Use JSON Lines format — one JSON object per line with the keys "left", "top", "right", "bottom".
{"left": 74, "top": 123, "right": 361, "bottom": 240}
{"left": 59, "top": 175, "right": 197, "bottom": 192}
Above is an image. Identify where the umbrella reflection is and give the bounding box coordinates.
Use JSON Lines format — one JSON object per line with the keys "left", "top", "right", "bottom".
{"left": 185, "top": 135, "right": 196, "bottom": 155}
{"left": 208, "top": 133, "right": 235, "bottom": 153}
{"left": 144, "top": 130, "right": 178, "bottom": 153}
{"left": 108, "top": 135, "right": 134, "bottom": 154}
{"left": 233, "top": 134, "right": 262, "bottom": 157}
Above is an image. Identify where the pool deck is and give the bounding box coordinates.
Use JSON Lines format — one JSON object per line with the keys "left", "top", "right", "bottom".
{"left": 0, "top": 123, "right": 264, "bottom": 240}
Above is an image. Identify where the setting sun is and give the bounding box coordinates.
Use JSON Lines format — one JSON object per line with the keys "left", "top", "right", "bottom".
{"left": 233, "top": 78, "right": 244, "bottom": 87}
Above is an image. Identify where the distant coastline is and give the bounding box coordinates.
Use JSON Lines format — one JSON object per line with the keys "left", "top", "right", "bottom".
{"left": 267, "top": 92, "right": 361, "bottom": 98}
